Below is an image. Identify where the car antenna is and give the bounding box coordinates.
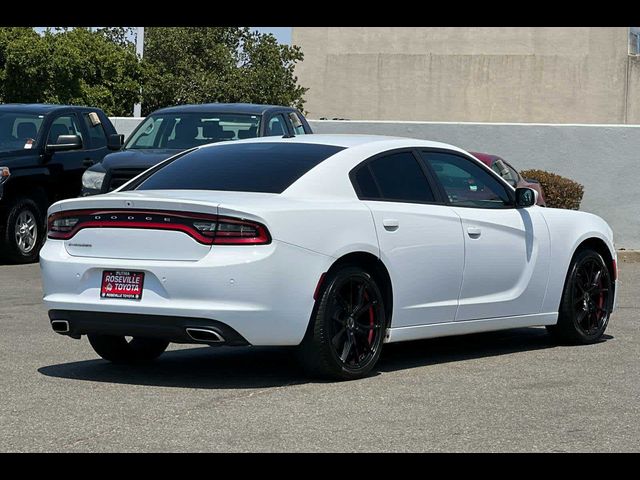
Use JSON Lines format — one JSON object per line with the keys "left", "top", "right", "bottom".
{"left": 282, "top": 134, "right": 295, "bottom": 138}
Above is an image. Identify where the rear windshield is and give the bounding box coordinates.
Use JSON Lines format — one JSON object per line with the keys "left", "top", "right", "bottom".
{"left": 135, "top": 142, "right": 345, "bottom": 194}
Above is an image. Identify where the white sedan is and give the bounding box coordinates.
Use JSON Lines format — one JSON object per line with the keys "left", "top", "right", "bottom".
{"left": 40, "top": 135, "right": 617, "bottom": 380}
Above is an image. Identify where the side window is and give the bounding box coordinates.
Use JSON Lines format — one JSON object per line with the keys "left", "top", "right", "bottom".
{"left": 266, "top": 114, "right": 288, "bottom": 136}
{"left": 424, "top": 152, "right": 512, "bottom": 209}
{"left": 491, "top": 158, "right": 518, "bottom": 187}
{"left": 353, "top": 152, "right": 435, "bottom": 203}
{"left": 288, "top": 112, "right": 306, "bottom": 135}
{"left": 82, "top": 112, "right": 107, "bottom": 148}
{"left": 48, "top": 114, "right": 83, "bottom": 145}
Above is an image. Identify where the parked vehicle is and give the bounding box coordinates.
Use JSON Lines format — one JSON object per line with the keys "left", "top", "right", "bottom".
{"left": 0, "top": 104, "right": 120, "bottom": 263}
{"left": 81, "top": 103, "right": 312, "bottom": 196}
{"left": 470, "top": 151, "right": 546, "bottom": 206}
{"left": 41, "top": 135, "right": 616, "bottom": 380}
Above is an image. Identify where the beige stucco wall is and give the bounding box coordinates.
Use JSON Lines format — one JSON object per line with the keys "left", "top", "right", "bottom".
{"left": 293, "top": 27, "right": 637, "bottom": 124}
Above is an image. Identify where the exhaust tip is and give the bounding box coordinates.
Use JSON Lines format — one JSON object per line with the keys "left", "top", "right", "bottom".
{"left": 186, "top": 327, "right": 225, "bottom": 344}
{"left": 51, "top": 320, "right": 70, "bottom": 334}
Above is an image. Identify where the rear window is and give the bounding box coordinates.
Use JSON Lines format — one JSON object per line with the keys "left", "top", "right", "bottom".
{"left": 135, "top": 142, "right": 345, "bottom": 194}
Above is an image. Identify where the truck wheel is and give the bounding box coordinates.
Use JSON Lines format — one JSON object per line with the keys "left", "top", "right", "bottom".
{"left": 1, "top": 197, "right": 45, "bottom": 264}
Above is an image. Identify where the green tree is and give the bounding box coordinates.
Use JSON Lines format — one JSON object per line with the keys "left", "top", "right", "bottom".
{"left": 142, "top": 27, "right": 307, "bottom": 115}
{"left": 0, "top": 27, "right": 143, "bottom": 116}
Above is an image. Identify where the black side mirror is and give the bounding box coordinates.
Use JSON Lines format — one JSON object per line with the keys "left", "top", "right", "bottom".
{"left": 107, "top": 133, "right": 125, "bottom": 150}
{"left": 46, "top": 134, "right": 82, "bottom": 152}
{"left": 515, "top": 187, "right": 537, "bottom": 208}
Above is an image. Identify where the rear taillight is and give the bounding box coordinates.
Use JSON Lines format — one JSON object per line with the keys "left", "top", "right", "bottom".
{"left": 47, "top": 210, "right": 271, "bottom": 245}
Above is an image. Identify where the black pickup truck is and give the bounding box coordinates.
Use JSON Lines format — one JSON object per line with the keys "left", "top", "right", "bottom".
{"left": 0, "top": 104, "right": 121, "bottom": 263}
{"left": 81, "top": 103, "right": 312, "bottom": 195}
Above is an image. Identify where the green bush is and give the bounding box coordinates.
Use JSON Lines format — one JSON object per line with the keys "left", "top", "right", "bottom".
{"left": 520, "top": 169, "right": 584, "bottom": 210}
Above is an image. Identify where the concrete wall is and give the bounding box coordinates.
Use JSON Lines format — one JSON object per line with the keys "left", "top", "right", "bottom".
{"left": 108, "top": 116, "right": 640, "bottom": 249}
{"left": 293, "top": 27, "right": 639, "bottom": 124}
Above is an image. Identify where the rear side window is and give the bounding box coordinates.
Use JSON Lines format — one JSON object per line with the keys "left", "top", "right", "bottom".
{"left": 83, "top": 112, "right": 108, "bottom": 148}
{"left": 353, "top": 152, "right": 436, "bottom": 203}
{"left": 136, "top": 142, "right": 344, "bottom": 194}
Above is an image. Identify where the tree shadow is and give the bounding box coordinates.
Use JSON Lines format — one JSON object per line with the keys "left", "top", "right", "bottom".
{"left": 37, "top": 328, "right": 613, "bottom": 389}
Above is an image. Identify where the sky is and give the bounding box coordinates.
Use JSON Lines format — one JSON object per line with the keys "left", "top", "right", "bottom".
{"left": 34, "top": 27, "right": 292, "bottom": 45}
{"left": 254, "top": 27, "right": 291, "bottom": 45}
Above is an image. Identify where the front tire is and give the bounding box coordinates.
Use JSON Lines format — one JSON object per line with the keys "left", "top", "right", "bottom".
{"left": 550, "top": 249, "right": 613, "bottom": 344}
{"left": 88, "top": 335, "right": 169, "bottom": 363}
{"left": 300, "top": 266, "right": 387, "bottom": 380}
{"left": 1, "top": 197, "right": 44, "bottom": 264}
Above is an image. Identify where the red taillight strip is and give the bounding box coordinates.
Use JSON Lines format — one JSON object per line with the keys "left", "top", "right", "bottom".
{"left": 47, "top": 209, "right": 271, "bottom": 246}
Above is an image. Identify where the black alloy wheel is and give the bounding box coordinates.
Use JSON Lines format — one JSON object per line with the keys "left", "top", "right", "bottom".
{"left": 550, "top": 249, "right": 613, "bottom": 344}
{"left": 301, "top": 266, "right": 387, "bottom": 380}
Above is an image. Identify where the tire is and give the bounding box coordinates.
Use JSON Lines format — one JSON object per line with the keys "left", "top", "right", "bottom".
{"left": 549, "top": 248, "right": 613, "bottom": 344}
{"left": 1, "top": 197, "right": 45, "bottom": 264}
{"left": 88, "top": 335, "right": 169, "bottom": 364}
{"left": 299, "top": 266, "right": 387, "bottom": 380}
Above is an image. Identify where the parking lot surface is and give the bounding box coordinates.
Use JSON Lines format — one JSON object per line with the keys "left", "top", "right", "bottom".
{"left": 0, "top": 262, "right": 638, "bottom": 452}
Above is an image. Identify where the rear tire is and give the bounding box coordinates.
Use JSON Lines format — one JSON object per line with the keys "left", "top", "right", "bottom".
{"left": 1, "top": 197, "right": 45, "bottom": 264}
{"left": 549, "top": 248, "right": 613, "bottom": 344}
{"left": 88, "top": 335, "right": 169, "bottom": 363}
{"left": 299, "top": 266, "right": 387, "bottom": 380}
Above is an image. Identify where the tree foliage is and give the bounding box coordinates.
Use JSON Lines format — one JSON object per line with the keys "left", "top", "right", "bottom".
{"left": 141, "top": 27, "right": 307, "bottom": 115}
{"left": 0, "top": 27, "right": 143, "bottom": 116}
{"left": 0, "top": 27, "right": 307, "bottom": 117}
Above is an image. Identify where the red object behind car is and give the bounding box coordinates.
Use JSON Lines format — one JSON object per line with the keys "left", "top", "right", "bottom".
{"left": 470, "top": 152, "right": 546, "bottom": 206}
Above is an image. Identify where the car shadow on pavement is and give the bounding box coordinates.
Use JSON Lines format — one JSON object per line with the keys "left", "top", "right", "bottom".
{"left": 37, "top": 327, "right": 613, "bottom": 389}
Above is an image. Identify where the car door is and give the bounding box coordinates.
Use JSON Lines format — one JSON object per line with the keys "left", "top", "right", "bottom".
{"left": 45, "top": 111, "right": 89, "bottom": 199}
{"left": 352, "top": 149, "right": 465, "bottom": 327}
{"left": 421, "top": 150, "right": 551, "bottom": 321}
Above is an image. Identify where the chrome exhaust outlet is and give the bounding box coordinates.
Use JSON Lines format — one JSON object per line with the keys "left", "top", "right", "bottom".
{"left": 51, "top": 320, "right": 70, "bottom": 334}
{"left": 185, "top": 327, "right": 225, "bottom": 343}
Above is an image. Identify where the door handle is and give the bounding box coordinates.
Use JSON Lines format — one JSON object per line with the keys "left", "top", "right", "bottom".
{"left": 467, "top": 226, "right": 482, "bottom": 238}
{"left": 83, "top": 158, "right": 94, "bottom": 167}
{"left": 383, "top": 219, "right": 399, "bottom": 231}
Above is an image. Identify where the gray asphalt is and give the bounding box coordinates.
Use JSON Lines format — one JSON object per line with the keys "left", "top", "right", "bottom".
{"left": 0, "top": 261, "right": 638, "bottom": 452}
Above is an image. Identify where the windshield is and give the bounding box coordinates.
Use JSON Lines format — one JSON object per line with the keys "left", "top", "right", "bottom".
{"left": 0, "top": 112, "right": 45, "bottom": 152}
{"left": 125, "top": 113, "right": 262, "bottom": 150}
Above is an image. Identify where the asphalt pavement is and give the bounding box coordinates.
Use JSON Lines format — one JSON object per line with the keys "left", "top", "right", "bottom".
{"left": 0, "top": 261, "right": 638, "bottom": 452}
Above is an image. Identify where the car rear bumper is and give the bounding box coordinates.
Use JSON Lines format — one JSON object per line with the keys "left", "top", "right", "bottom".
{"left": 48, "top": 309, "right": 250, "bottom": 345}
{"left": 40, "top": 238, "right": 333, "bottom": 346}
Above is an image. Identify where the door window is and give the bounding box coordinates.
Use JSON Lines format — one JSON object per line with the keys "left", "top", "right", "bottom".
{"left": 353, "top": 152, "right": 436, "bottom": 203}
{"left": 288, "top": 112, "right": 306, "bottom": 135}
{"left": 82, "top": 112, "right": 107, "bottom": 148}
{"left": 48, "top": 115, "right": 83, "bottom": 145}
{"left": 266, "top": 114, "right": 288, "bottom": 136}
{"left": 424, "top": 152, "right": 512, "bottom": 208}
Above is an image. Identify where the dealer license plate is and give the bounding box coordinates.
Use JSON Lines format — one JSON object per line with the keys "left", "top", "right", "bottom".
{"left": 100, "top": 270, "right": 145, "bottom": 300}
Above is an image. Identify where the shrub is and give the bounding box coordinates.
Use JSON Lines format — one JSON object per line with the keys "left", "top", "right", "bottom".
{"left": 520, "top": 169, "right": 584, "bottom": 210}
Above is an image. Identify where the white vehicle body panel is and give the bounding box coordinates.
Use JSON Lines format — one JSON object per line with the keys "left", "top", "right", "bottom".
{"left": 40, "top": 135, "right": 617, "bottom": 347}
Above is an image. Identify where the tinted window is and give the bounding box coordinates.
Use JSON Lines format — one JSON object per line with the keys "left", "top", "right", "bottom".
{"left": 354, "top": 166, "right": 379, "bottom": 198}
{"left": 136, "top": 143, "right": 344, "bottom": 194}
{"left": 266, "top": 114, "right": 287, "bottom": 136}
{"left": 289, "top": 112, "right": 306, "bottom": 135}
{"left": 48, "top": 114, "right": 83, "bottom": 144}
{"left": 83, "top": 112, "right": 107, "bottom": 148}
{"left": 425, "top": 152, "right": 512, "bottom": 209}
{"left": 356, "top": 152, "right": 435, "bottom": 203}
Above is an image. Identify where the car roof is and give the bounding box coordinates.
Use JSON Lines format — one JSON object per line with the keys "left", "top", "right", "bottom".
{"left": 0, "top": 103, "right": 93, "bottom": 114}
{"left": 151, "top": 103, "right": 299, "bottom": 116}
{"left": 204, "top": 133, "right": 469, "bottom": 152}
